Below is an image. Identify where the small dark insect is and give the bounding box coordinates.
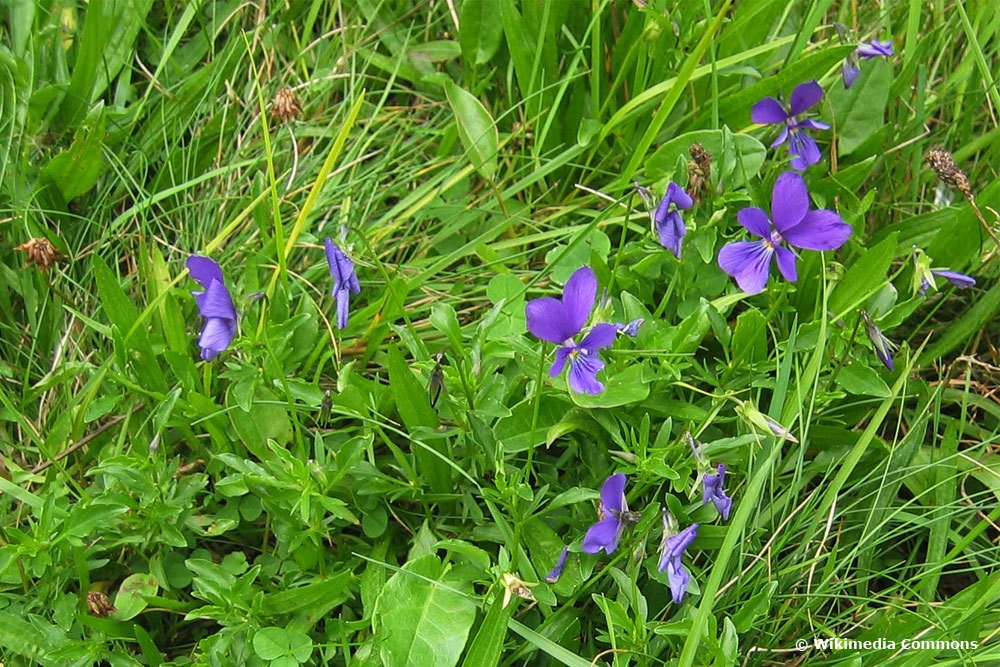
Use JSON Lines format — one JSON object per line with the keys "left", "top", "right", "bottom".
{"left": 428, "top": 352, "right": 446, "bottom": 407}
{"left": 316, "top": 390, "right": 332, "bottom": 426}
{"left": 87, "top": 591, "right": 116, "bottom": 617}
{"left": 686, "top": 142, "right": 712, "bottom": 203}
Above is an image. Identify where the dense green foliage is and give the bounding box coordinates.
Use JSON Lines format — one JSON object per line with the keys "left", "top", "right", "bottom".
{"left": 2, "top": 0, "right": 999, "bottom": 665}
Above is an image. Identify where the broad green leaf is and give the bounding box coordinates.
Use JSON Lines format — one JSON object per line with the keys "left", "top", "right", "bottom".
{"left": 835, "top": 363, "right": 891, "bottom": 398}
{"left": 445, "top": 79, "right": 499, "bottom": 180}
{"left": 373, "top": 555, "right": 477, "bottom": 667}
{"left": 645, "top": 129, "right": 766, "bottom": 190}
{"left": 0, "top": 610, "right": 58, "bottom": 663}
{"left": 459, "top": 0, "right": 503, "bottom": 65}
{"left": 731, "top": 309, "right": 767, "bottom": 364}
{"left": 430, "top": 302, "right": 464, "bottom": 353}
{"left": 829, "top": 233, "right": 898, "bottom": 318}
{"left": 570, "top": 365, "right": 650, "bottom": 409}
{"left": 387, "top": 346, "right": 438, "bottom": 430}
{"left": 731, "top": 582, "right": 777, "bottom": 633}
{"left": 113, "top": 573, "right": 159, "bottom": 621}
{"left": 830, "top": 60, "right": 892, "bottom": 156}
{"left": 409, "top": 40, "right": 462, "bottom": 64}
{"left": 41, "top": 103, "right": 106, "bottom": 200}
{"left": 253, "top": 626, "right": 290, "bottom": 660}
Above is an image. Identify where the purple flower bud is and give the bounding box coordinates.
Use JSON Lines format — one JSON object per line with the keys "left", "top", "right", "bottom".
{"left": 842, "top": 58, "right": 861, "bottom": 88}
{"left": 857, "top": 39, "right": 894, "bottom": 59}
{"left": 615, "top": 319, "right": 644, "bottom": 337}
{"left": 544, "top": 547, "right": 569, "bottom": 583}
{"left": 931, "top": 269, "right": 976, "bottom": 290}
{"left": 701, "top": 464, "right": 732, "bottom": 521}
{"left": 862, "top": 310, "right": 896, "bottom": 371}
{"left": 658, "top": 516, "right": 698, "bottom": 604}
{"left": 654, "top": 182, "right": 693, "bottom": 258}
{"left": 325, "top": 239, "right": 361, "bottom": 329}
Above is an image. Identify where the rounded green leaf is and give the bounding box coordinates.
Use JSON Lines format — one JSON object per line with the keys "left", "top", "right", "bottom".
{"left": 112, "top": 573, "right": 158, "bottom": 621}
{"left": 253, "top": 626, "right": 289, "bottom": 661}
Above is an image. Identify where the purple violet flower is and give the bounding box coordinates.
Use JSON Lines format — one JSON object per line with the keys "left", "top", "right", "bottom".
{"left": 582, "top": 473, "right": 636, "bottom": 554}
{"left": 658, "top": 517, "right": 698, "bottom": 604}
{"left": 843, "top": 40, "right": 894, "bottom": 88}
{"left": 654, "top": 182, "right": 694, "bottom": 258}
{"left": 751, "top": 81, "right": 830, "bottom": 170}
{"left": 701, "top": 464, "right": 732, "bottom": 521}
{"left": 920, "top": 269, "right": 976, "bottom": 295}
{"left": 186, "top": 256, "right": 238, "bottom": 361}
{"left": 862, "top": 310, "right": 896, "bottom": 371}
{"left": 857, "top": 39, "right": 894, "bottom": 59}
{"left": 544, "top": 546, "right": 569, "bottom": 583}
{"left": 324, "top": 239, "right": 361, "bottom": 330}
{"left": 718, "top": 172, "right": 852, "bottom": 294}
{"left": 525, "top": 266, "right": 618, "bottom": 394}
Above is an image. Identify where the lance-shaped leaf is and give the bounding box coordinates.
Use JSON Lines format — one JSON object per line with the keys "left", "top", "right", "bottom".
{"left": 445, "top": 79, "right": 499, "bottom": 180}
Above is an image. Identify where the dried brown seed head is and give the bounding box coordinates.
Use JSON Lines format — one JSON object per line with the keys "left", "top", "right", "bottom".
{"left": 925, "top": 148, "right": 970, "bottom": 195}
{"left": 15, "top": 238, "right": 61, "bottom": 270}
{"left": 271, "top": 88, "right": 302, "bottom": 124}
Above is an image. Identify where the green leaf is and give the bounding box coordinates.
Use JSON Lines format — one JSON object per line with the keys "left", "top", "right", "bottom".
{"left": 459, "top": 0, "right": 503, "bottom": 65}
{"left": 731, "top": 309, "right": 767, "bottom": 364}
{"left": 645, "top": 128, "right": 766, "bottom": 190}
{"left": 570, "top": 365, "right": 650, "bottom": 409}
{"left": 829, "top": 233, "right": 898, "bottom": 319}
{"left": 374, "top": 555, "right": 477, "bottom": 667}
{"left": 430, "top": 303, "right": 464, "bottom": 354}
{"left": 409, "top": 40, "right": 462, "bottom": 64}
{"left": 387, "top": 346, "right": 438, "bottom": 430}
{"left": 461, "top": 595, "right": 511, "bottom": 667}
{"left": 835, "top": 363, "right": 891, "bottom": 397}
{"left": 830, "top": 60, "right": 892, "bottom": 156}
{"left": 0, "top": 610, "right": 57, "bottom": 663}
{"left": 445, "top": 79, "right": 499, "bottom": 180}
{"left": 42, "top": 104, "right": 106, "bottom": 201}
{"left": 113, "top": 573, "right": 159, "bottom": 621}
{"left": 731, "top": 582, "right": 777, "bottom": 633}
{"left": 253, "top": 626, "right": 290, "bottom": 660}
{"left": 263, "top": 571, "right": 353, "bottom": 615}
